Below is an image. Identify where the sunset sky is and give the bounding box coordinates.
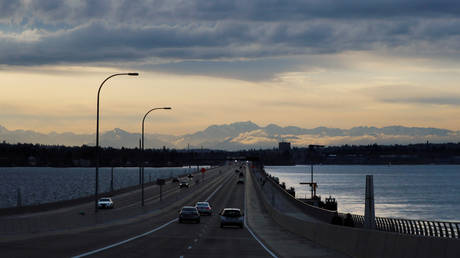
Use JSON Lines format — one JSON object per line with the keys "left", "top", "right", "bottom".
{"left": 1, "top": 1, "right": 460, "bottom": 136}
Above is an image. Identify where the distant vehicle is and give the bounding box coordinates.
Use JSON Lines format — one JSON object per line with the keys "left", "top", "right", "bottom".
{"left": 179, "top": 206, "right": 200, "bottom": 223}
{"left": 235, "top": 169, "right": 240, "bottom": 173}
{"left": 237, "top": 178, "right": 244, "bottom": 184}
{"left": 179, "top": 181, "right": 189, "bottom": 188}
{"left": 172, "top": 177, "right": 180, "bottom": 183}
{"left": 188, "top": 173, "right": 194, "bottom": 178}
{"left": 97, "top": 197, "right": 114, "bottom": 209}
{"left": 195, "top": 201, "right": 212, "bottom": 215}
{"left": 238, "top": 172, "right": 244, "bottom": 178}
{"left": 220, "top": 208, "right": 244, "bottom": 228}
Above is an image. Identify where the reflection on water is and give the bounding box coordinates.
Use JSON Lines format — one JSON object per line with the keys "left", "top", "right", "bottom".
{"left": 265, "top": 165, "right": 460, "bottom": 221}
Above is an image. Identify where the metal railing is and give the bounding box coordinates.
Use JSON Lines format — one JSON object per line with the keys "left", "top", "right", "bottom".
{"left": 340, "top": 213, "right": 460, "bottom": 238}
{"left": 257, "top": 166, "right": 460, "bottom": 239}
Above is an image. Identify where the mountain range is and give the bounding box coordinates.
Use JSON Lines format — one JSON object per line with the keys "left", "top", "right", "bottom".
{"left": 1, "top": 122, "right": 460, "bottom": 151}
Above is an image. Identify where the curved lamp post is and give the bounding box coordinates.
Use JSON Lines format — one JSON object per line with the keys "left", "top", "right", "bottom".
{"left": 141, "top": 107, "right": 172, "bottom": 206}
{"left": 95, "top": 72, "right": 139, "bottom": 212}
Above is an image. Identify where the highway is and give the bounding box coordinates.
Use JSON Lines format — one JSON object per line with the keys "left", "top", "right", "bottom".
{"left": 0, "top": 164, "right": 273, "bottom": 257}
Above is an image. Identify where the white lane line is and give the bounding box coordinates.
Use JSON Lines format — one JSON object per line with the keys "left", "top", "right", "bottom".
{"left": 72, "top": 174, "right": 228, "bottom": 258}
{"left": 244, "top": 169, "right": 278, "bottom": 258}
{"left": 72, "top": 218, "right": 177, "bottom": 258}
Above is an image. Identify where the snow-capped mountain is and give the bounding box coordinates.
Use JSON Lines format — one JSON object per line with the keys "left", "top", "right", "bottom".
{"left": 1, "top": 122, "right": 459, "bottom": 150}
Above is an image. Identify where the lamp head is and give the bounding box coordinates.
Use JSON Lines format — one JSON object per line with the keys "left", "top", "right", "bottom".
{"left": 163, "top": 107, "right": 172, "bottom": 110}
{"left": 128, "top": 72, "right": 139, "bottom": 76}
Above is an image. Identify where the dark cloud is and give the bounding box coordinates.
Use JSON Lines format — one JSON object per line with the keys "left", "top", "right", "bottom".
{"left": 1, "top": 1, "right": 460, "bottom": 79}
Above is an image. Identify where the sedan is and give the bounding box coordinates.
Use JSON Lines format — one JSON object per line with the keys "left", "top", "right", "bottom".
{"left": 195, "top": 201, "right": 213, "bottom": 215}
{"left": 179, "top": 181, "right": 189, "bottom": 188}
{"left": 179, "top": 206, "right": 200, "bottom": 223}
{"left": 220, "top": 208, "right": 244, "bottom": 228}
{"left": 97, "top": 197, "right": 114, "bottom": 209}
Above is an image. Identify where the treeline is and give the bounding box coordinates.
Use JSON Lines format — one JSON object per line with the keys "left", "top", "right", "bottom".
{"left": 2, "top": 142, "right": 460, "bottom": 167}
{"left": 0, "top": 143, "right": 228, "bottom": 167}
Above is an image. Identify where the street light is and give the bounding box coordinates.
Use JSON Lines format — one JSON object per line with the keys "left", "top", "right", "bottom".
{"left": 141, "top": 107, "right": 172, "bottom": 206}
{"left": 95, "top": 73, "right": 139, "bottom": 212}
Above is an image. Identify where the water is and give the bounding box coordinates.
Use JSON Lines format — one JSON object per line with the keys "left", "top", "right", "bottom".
{"left": 265, "top": 165, "right": 460, "bottom": 221}
{"left": 0, "top": 167, "right": 197, "bottom": 208}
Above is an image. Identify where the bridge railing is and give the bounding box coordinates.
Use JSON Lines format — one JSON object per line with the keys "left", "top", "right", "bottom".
{"left": 257, "top": 166, "right": 460, "bottom": 239}
{"left": 359, "top": 213, "right": 458, "bottom": 239}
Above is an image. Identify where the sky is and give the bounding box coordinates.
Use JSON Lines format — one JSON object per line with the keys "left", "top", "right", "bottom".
{"left": 1, "top": 0, "right": 460, "bottom": 136}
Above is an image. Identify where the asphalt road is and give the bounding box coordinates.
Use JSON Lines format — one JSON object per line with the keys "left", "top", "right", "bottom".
{"left": 0, "top": 166, "right": 225, "bottom": 234}
{"left": 0, "top": 165, "right": 271, "bottom": 257}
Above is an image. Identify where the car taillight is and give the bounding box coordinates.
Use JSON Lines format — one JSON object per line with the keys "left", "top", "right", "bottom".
{"left": 206, "top": 207, "right": 210, "bottom": 210}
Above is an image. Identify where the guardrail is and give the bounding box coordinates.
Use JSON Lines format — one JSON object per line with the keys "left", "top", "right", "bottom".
{"left": 258, "top": 166, "right": 460, "bottom": 239}
{"left": 340, "top": 213, "right": 460, "bottom": 239}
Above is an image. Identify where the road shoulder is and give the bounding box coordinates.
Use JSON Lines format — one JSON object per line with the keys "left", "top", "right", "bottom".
{"left": 245, "top": 167, "right": 350, "bottom": 258}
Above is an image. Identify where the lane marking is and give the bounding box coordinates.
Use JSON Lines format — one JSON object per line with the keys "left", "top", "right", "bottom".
{"left": 244, "top": 168, "right": 278, "bottom": 258}
{"left": 72, "top": 219, "right": 177, "bottom": 258}
{"left": 72, "top": 172, "right": 228, "bottom": 258}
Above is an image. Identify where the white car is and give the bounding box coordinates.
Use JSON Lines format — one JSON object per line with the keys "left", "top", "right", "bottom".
{"left": 97, "top": 197, "right": 114, "bottom": 209}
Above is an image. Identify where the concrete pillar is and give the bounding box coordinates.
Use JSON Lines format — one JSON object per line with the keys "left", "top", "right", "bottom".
{"left": 364, "top": 175, "right": 376, "bottom": 229}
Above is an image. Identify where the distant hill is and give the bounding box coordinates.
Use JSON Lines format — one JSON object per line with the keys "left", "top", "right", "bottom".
{"left": 1, "top": 122, "right": 459, "bottom": 150}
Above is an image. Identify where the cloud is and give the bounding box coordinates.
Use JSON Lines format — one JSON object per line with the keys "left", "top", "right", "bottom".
{"left": 360, "top": 85, "right": 460, "bottom": 106}
{"left": 1, "top": 1, "right": 460, "bottom": 79}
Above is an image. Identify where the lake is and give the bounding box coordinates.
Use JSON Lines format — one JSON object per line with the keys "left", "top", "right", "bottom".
{"left": 265, "top": 165, "right": 460, "bottom": 221}
{"left": 0, "top": 166, "right": 198, "bottom": 208}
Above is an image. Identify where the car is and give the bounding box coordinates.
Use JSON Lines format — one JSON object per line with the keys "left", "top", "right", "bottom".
{"left": 239, "top": 172, "right": 244, "bottom": 178}
{"left": 97, "top": 197, "right": 114, "bottom": 209}
{"left": 187, "top": 173, "right": 194, "bottom": 178}
{"left": 172, "top": 177, "right": 180, "bottom": 183}
{"left": 220, "top": 208, "right": 244, "bottom": 228}
{"left": 179, "top": 181, "right": 189, "bottom": 188}
{"left": 237, "top": 178, "right": 244, "bottom": 184}
{"left": 179, "top": 206, "right": 200, "bottom": 223}
{"left": 195, "top": 201, "right": 212, "bottom": 215}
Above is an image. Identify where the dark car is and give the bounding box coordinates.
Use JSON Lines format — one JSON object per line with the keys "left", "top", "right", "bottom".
{"left": 195, "top": 201, "right": 212, "bottom": 215}
{"left": 187, "top": 173, "right": 194, "bottom": 178}
{"left": 237, "top": 178, "right": 244, "bottom": 184}
{"left": 172, "top": 177, "right": 180, "bottom": 183}
{"left": 220, "top": 208, "right": 244, "bottom": 228}
{"left": 179, "top": 206, "right": 200, "bottom": 223}
{"left": 179, "top": 181, "right": 189, "bottom": 188}
{"left": 238, "top": 172, "right": 244, "bottom": 178}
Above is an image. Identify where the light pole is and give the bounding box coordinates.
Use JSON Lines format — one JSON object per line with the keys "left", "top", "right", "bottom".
{"left": 95, "top": 72, "right": 139, "bottom": 212}
{"left": 141, "top": 107, "right": 172, "bottom": 206}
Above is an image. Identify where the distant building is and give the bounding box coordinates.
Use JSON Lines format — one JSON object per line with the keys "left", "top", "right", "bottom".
{"left": 278, "top": 142, "right": 291, "bottom": 154}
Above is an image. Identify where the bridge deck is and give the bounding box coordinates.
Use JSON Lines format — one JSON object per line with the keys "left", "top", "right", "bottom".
{"left": 246, "top": 166, "right": 349, "bottom": 258}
